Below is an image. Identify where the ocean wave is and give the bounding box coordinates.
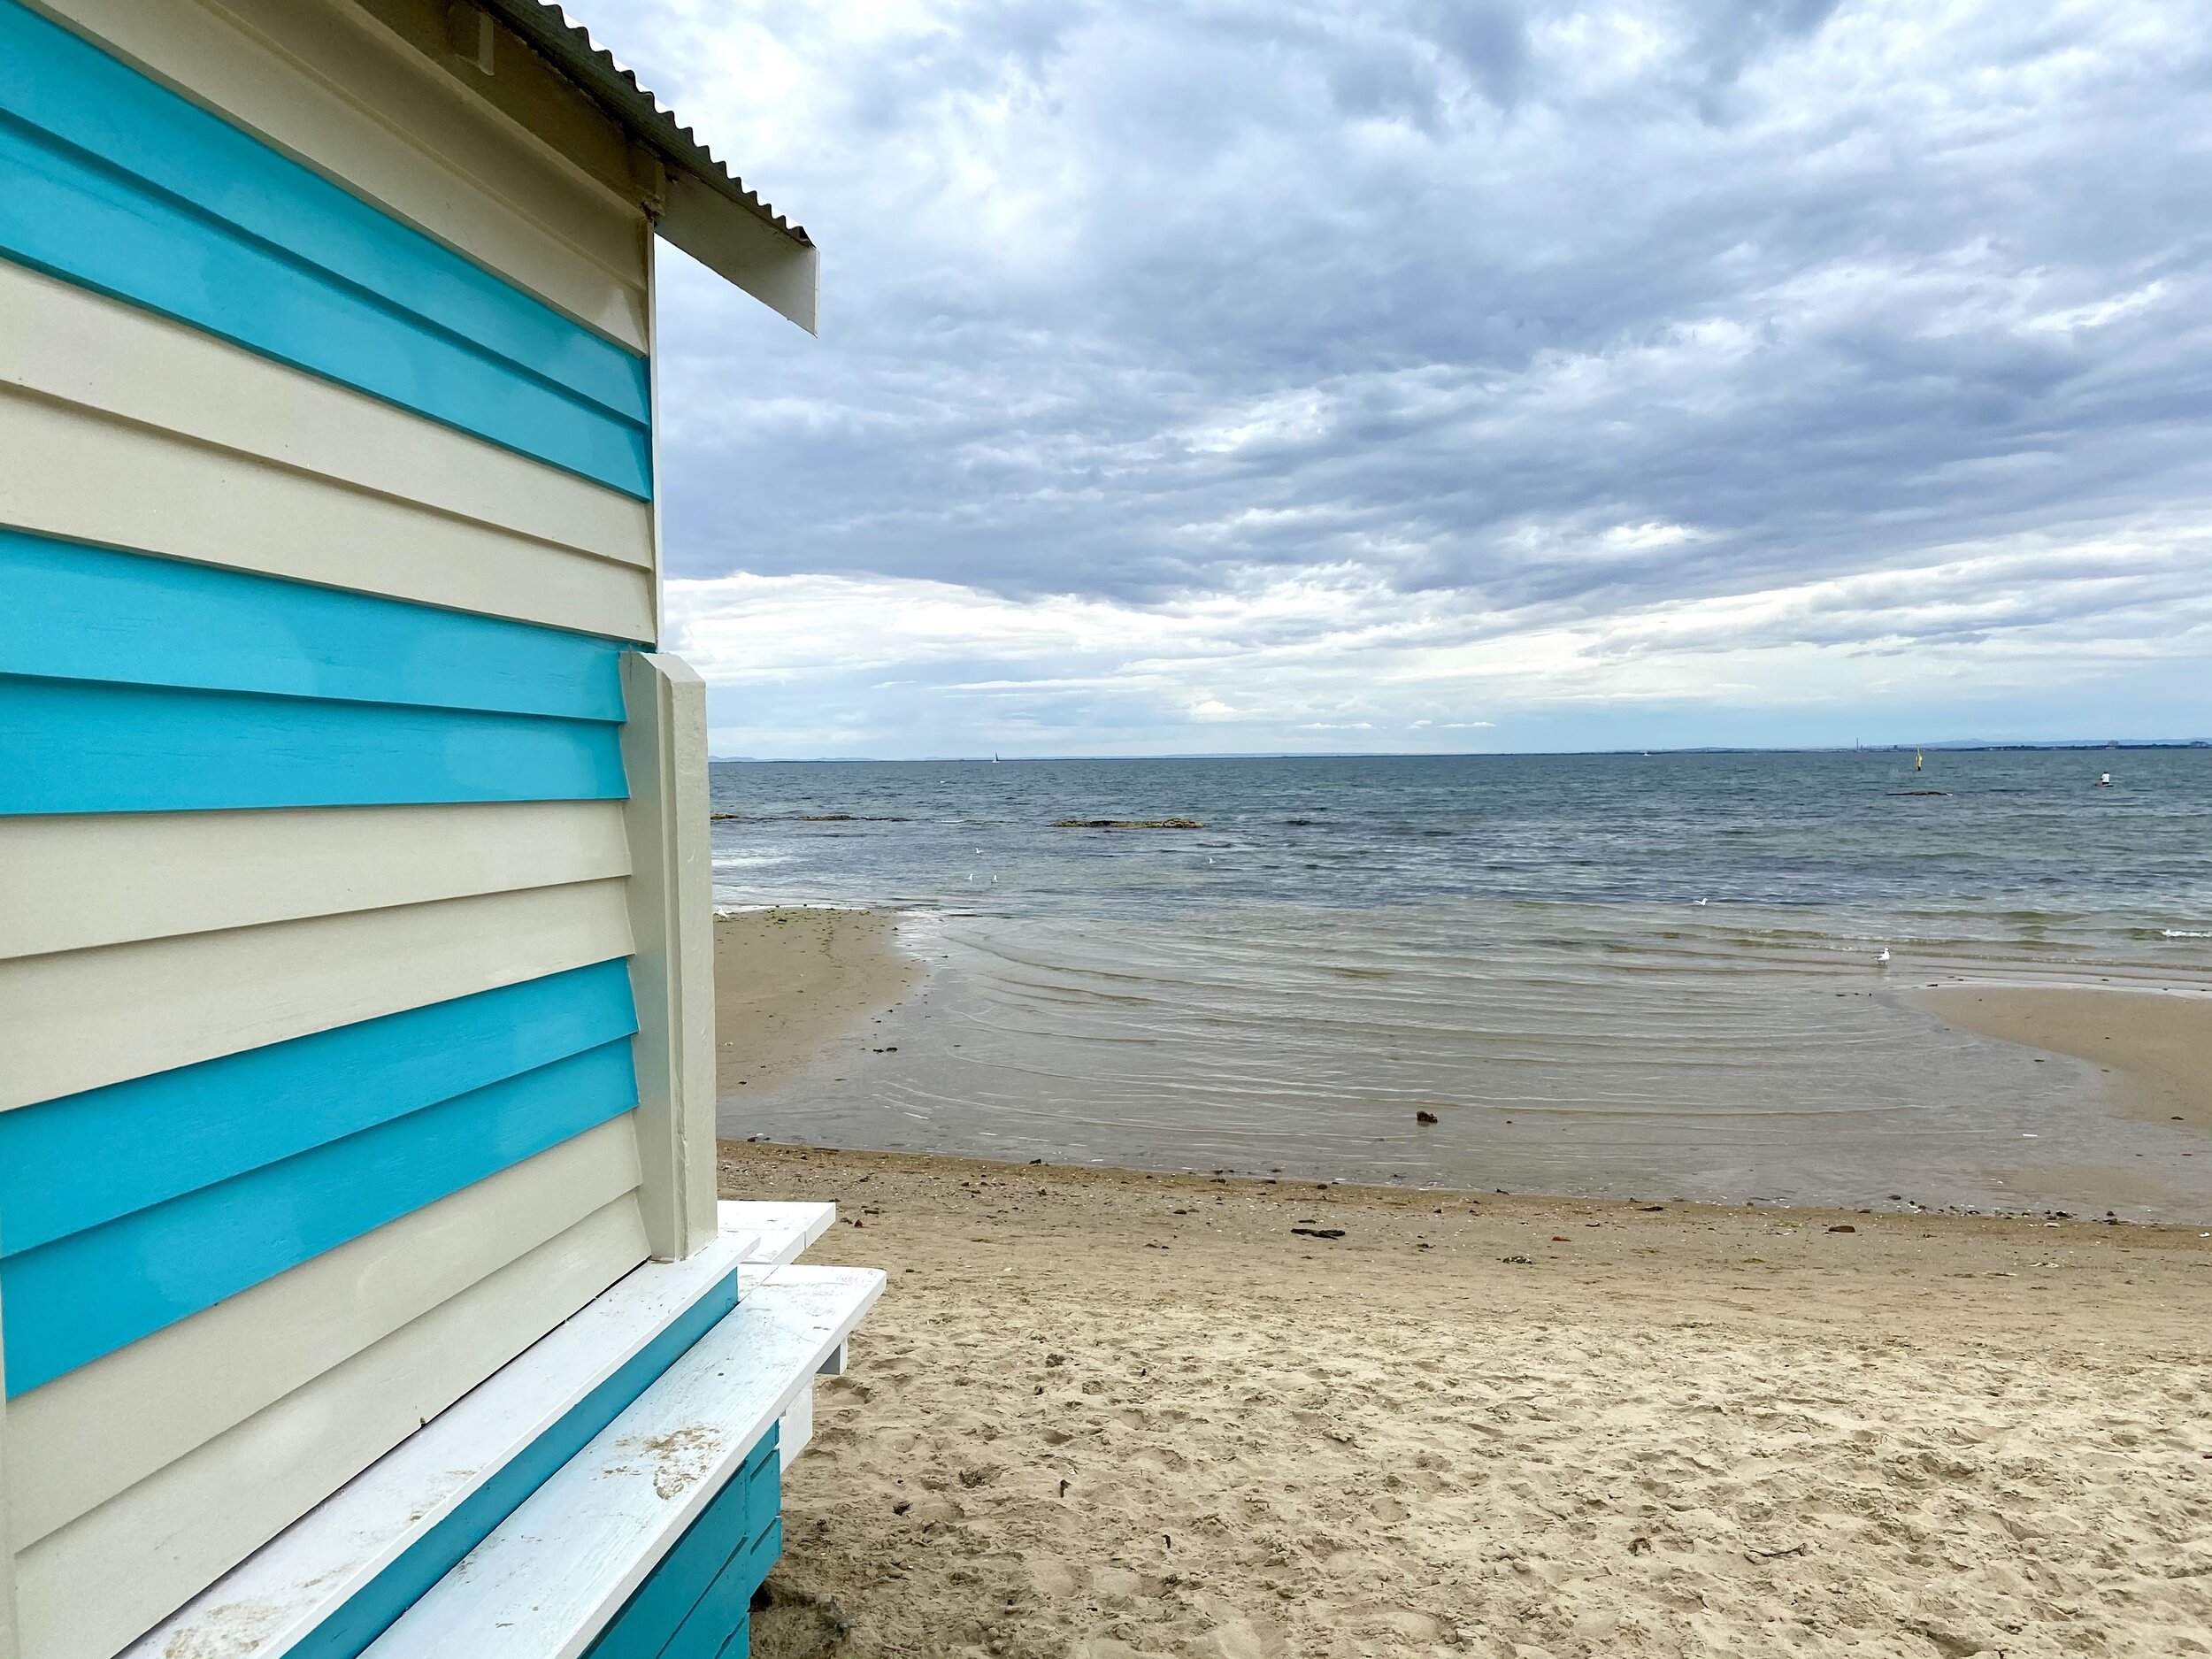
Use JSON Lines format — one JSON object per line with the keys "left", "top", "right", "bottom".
{"left": 710, "top": 811, "right": 913, "bottom": 823}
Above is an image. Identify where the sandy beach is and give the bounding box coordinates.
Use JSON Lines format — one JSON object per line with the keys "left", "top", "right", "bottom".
{"left": 730, "top": 1146, "right": 2212, "bottom": 1659}
{"left": 716, "top": 910, "right": 2212, "bottom": 1657}
{"left": 716, "top": 908, "right": 923, "bottom": 1101}
{"left": 1914, "top": 985, "right": 2212, "bottom": 1133}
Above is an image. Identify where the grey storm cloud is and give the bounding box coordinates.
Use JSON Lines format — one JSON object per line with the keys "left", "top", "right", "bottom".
{"left": 584, "top": 0, "right": 2212, "bottom": 752}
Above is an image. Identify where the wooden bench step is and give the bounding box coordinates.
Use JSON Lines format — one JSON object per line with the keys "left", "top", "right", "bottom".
{"left": 365, "top": 1264, "right": 883, "bottom": 1658}
{"left": 119, "top": 1207, "right": 853, "bottom": 1659}
{"left": 123, "top": 1222, "right": 768, "bottom": 1659}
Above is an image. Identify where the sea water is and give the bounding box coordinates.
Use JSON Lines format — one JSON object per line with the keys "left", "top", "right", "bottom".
{"left": 708, "top": 749, "right": 2212, "bottom": 1218}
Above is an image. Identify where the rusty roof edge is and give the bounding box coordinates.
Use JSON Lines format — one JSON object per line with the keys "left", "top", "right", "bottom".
{"left": 471, "top": 0, "right": 811, "bottom": 248}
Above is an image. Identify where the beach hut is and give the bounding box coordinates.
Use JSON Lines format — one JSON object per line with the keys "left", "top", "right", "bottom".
{"left": 0, "top": 4, "right": 878, "bottom": 1655}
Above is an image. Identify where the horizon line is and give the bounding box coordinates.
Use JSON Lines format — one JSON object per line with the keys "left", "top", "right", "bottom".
{"left": 708, "top": 737, "right": 2212, "bottom": 764}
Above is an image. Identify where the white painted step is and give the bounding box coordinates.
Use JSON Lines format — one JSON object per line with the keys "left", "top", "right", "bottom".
{"left": 718, "top": 1199, "right": 833, "bottom": 1269}
{"left": 363, "top": 1265, "right": 885, "bottom": 1659}
{"left": 122, "top": 1226, "right": 763, "bottom": 1659}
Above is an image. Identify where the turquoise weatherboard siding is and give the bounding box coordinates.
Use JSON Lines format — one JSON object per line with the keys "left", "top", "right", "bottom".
{"left": 285, "top": 1291, "right": 749, "bottom": 1659}
{"left": 0, "top": 529, "right": 633, "bottom": 813}
{"left": 1, "top": 1038, "right": 641, "bottom": 1397}
{"left": 587, "top": 1429, "right": 783, "bottom": 1659}
{"left": 0, "top": 0, "right": 652, "bottom": 496}
{"left": 0, "top": 961, "right": 639, "bottom": 1260}
{"left": 0, "top": 531, "right": 629, "bottom": 719}
{"left": 0, "top": 677, "right": 626, "bottom": 814}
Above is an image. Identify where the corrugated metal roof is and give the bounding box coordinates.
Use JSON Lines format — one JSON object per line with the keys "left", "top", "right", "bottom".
{"left": 474, "top": 0, "right": 810, "bottom": 250}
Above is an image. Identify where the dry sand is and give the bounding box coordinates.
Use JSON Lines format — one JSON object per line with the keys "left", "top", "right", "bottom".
{"left": 1915, "top": 985, "right": 2212, "bottom": 1133}
{"left": 712, "top": 917, "right": 2212, "bottom": 1658}
{"left": 731, "top": 1145, "right": 2212, "bottom": 1659}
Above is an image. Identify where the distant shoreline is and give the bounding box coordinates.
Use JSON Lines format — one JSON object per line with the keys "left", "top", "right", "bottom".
{"left": 710, "top": 739, "right": 2212, "bottom": 762}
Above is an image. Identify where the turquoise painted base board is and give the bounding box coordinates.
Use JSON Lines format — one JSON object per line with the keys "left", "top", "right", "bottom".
{"left": 587, "top": 1426, "right": 783, "bottom": 1659}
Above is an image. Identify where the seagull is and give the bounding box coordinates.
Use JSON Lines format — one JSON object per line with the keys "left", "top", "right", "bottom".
{"left": 1694, "top": 897, "right": 1708, "bottom": 906}
{"left": 1876, "top": 948, "right": 1891, "bottom": 965}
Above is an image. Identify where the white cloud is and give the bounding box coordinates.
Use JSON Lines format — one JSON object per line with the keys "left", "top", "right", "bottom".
{"left": 674, "top": 512, "right": 2212, "bottom": 754}
{"left": 585, "top": 0, "right": 2212, "bottom": 752}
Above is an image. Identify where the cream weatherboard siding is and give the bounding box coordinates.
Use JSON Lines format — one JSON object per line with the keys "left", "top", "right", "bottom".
{"left": 0, "top": 800, "right": 633, "bottom": 961}
{"left": 0, "top": 1, "right": 726, "bottom": 1652}
{"left": 8, "top": 1123, "right": 647, "bottom": 1549}
{"left": 17, "top": 1165, "right": 651, "bottom": 1659}
{"left": 0, "top": 880, "right": 639, "bottom": 1111}
{"left": 0, "top": 261, "right": 654, "bottom": 581}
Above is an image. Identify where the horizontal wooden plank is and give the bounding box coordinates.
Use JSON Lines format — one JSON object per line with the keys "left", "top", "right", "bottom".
{"left": 0, "top": 387, "right": 657, "bottom": 639}
{"left": 31, "top": 0, "right": 651, "bottom": 349}
{"left": 0, "top": 126, "right": 649, "bottom": 497}
{"left": 1, "top": 529, "right": 628, "bottom": 717}
{"left": 4, "top": 1038, "right": 640, "bottom": 1395}
{"left": 0, "top": 677, "right": 626, "bottom": 816}
{"left": 718, "top": 1201, "right": 838, "bottom": 1270}
{"left": 0, "top": 0, "right": 647, "bottom": 425}
{"left": 0, "top": 960, "right": 637, "bottom": 1259}
{"left": 0, "top": 800, "right": 630, "bottom": 961}
{"left": 367, "top": 1266, "right": 884, "bottom": 1659}
{"left": 0, "top": 259, "right": 652, "bottom": 572}
{"left": 19, "top": 1181, "right": 653, "bottom": 1659}
{"left": 9, "top": 1117, "right": 645, "bottom": 1549}
{"left": 125, "top": 1219, "right": 761, "bottom": 1659}
{"left": 0, "top": 876, "right": 635, "bottom": 1110}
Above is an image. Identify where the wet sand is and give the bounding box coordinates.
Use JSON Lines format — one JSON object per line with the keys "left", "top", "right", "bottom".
{"left": 726, "top": 1142, "right": 2212, "bottom": 1659}
{"left": 714, "top": 908, "right": 923, "bottom": 1105}
{"left": 1915, "top": 984, "right": 2212, "bottom": 1133}
{"left": 719, "top": 908, "right": 2212, "bottom": 1222}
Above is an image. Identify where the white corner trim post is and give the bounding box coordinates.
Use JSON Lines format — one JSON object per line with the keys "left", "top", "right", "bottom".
{"left": 618, "top": 650, "right": 718, "bottom": 1262}
{"left": 2, "top": 1286, "right": 22, "bottom": 1659}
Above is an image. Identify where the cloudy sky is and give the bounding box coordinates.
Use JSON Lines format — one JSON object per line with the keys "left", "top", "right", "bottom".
{"left": 592, "top": 0, "right": 2212, "bottom": 757}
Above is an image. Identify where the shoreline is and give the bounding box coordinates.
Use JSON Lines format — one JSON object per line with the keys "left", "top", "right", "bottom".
{"left": 712, "top": 907, "right": 924, "bottom": 1119}
{"left": 1911, "top": 981, "right": 2212, "bottom": 1133}
{"left": 722, "top": 1140, "right": 2212, "bottom": 1657}
{"left": 710, "top": 904, "right": 2212, "bottom": 1221}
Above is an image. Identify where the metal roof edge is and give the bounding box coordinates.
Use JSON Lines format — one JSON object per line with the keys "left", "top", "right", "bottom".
{"left": 472, "top": 0, "right": 810, "bottom": 251}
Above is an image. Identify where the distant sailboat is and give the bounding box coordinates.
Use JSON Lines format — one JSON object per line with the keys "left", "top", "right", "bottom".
{"left": 1915, "top": 747, "right": 1924, "bottom": 772}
